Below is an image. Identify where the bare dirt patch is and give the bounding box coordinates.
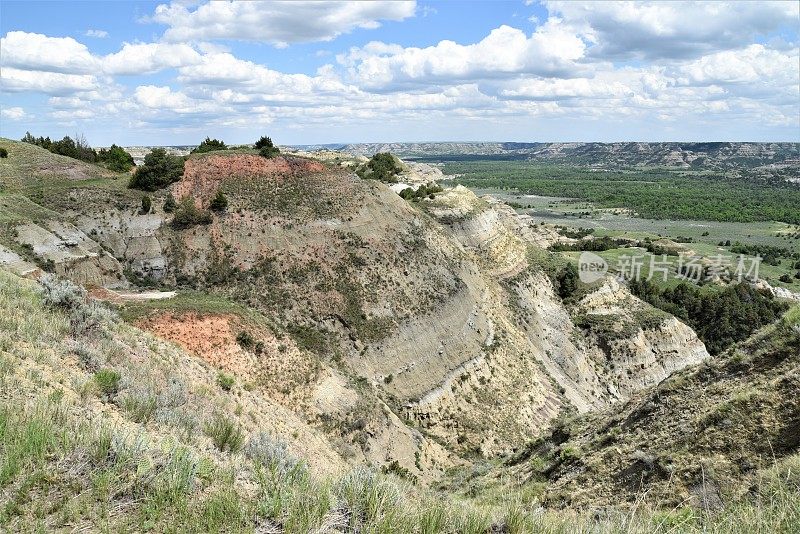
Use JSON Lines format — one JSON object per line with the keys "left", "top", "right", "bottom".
{"left": 136, "top": 311, "right": 321, "bottom": 406}
{"left": 175, "top": 154, "right": 325, "bottom": 207}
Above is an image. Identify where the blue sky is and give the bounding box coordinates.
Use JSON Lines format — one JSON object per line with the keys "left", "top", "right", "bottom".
{"left": 1, "top": 1, "right": 798, "bottom": 146}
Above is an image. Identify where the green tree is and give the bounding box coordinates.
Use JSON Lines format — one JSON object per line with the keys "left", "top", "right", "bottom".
{"left": 0, "top": 148, "right": 7, "bottom": 158}
{"left": 254, "top": 136, "right": 274, "bottom": 149}
{"left": 556, "top": 263, "right": 579, "bottom": 299}
{"left": 209, "top": 190, "right": 228, "bottom": 212}
{"left": 128, "top": 148, "right": 185, "bottom": 191}
{"left": 97, "top": 144, "right": 134, "bottom": 172}
{"left": 191, "top": 137, "right": 227, "bottom": 154}
{"left": 141, "top": 195, "right": 152, "bottom": 214}
{"left": 163, "top": 192, "right": 177, "bottom": 213}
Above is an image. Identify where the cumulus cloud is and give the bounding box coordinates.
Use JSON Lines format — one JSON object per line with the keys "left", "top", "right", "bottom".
{"left": 545, "top": 0, "right": 800, "bottom": 60}
{"left": 85, "top": 29, "right": 108, "bottom": 38}
{"left": 0, "top": 31, "right": 98, "bottom": 74}
{"left": 104, "top": 42, "right": 203, "bottom": 75}
{"left": 134, "top": 85, "right": 197, "bottom": 111}
{"left": 152, "top": 0, "right": 416, "bottom": 46}
{"left": 0, "top": 31, "right": 206, "bottom": 94}
{"left": 338, "top": 21, "right": 587, "bottom": 90}
{"left": 0, "top": 67, "right": 98, "bottom": 95}
{"left": 1, "top": 107, "right": 27, "bottom": 120}
{"left": 676, "top": 44, "right": 799, "bottom": 87}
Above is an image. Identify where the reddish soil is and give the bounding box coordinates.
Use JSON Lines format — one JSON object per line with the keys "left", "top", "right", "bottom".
{"left": 174, "top": 154, "right": 325, "bottom": 207}
{"left": 135, "top": 312, "right": 320, "bottom": 403}
{"left": 136, "top": 312, "right": 253, "bottom": 376}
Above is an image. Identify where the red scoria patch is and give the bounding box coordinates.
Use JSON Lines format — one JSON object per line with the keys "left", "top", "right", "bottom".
{"left": 173, "top": 154, "right": 325, "bottom": 207}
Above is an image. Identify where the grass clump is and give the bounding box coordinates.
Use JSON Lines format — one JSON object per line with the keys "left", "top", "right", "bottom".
{"left": 93, "top": 369, "right": 121, "bottom": 396}
{"left": 204, "top": 414, "right": 244, "bottom": 453}
{"left": 216, "top": 372, "right": 234, "bottom": 392}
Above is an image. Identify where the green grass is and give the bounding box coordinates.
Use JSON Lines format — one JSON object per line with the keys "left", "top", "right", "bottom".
{"left": 0, "top": 137, "right": 126, "bottom": 191}
{"left": 118, "top": 290, "right": 259, "bottom": 322}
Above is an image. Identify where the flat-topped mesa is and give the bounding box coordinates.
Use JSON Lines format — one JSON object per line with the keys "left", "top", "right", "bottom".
{"left": 173, "top": 153, "right": 326, "bottom": 208}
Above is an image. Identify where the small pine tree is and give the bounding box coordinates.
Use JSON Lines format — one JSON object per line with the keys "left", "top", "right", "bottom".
{"left": 254, "top": 136, "right": 274, "bottom": 149}
{"left": 210, "top": 190, "right": 228, "bottom": 212}
{"left": 163, "top": 192, "right": 177, "bottom": 213}
{"left": 191, "top": 137, "right": 227, "bottom": 154}
{"left": 141, "top": 195, "right": 152, "bottom": 214}
{"left": 0, "top": 148, "right": 7, "bottom": 158}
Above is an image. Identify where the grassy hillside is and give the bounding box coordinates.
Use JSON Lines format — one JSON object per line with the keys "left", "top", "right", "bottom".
{"left": 1, "top": 268, "right": 799, "bottom": 532}
{"left": 468, "top": 305, "right": 800, "bottom": 516}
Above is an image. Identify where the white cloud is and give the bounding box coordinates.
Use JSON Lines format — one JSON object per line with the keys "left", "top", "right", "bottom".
{"left": 0, "top": 31, "right": 98, "bottom": 73}
{"left": 545, "top": 0, "right": 800, "bottom": 60}
{"left": 152, "top": 0, "right": 416, "bottom": 46}
{"left": 85, "top": 29, "right": 108, "bottom": 38}
{"left": 103, "top": 42, "right": 203, "bottom": 75}
{"left": 0, "top": 31, "right": 206, "bottom": 96}
{"left": 134, "top": 85, "right": 195, "bottom": 110}
{"left": 0, "top": 67, "right": 98, "bottom": 95}
{"left": 1, "top": 3, "right": 797, "bottom": 142}
{"left": 339, "top": 21, "right": 587, "bottom": 90}
{"left": 51, "top": 109, "right": 95, "bottom": 120}
{"left": 498, "top": 76, "right": 633, "bottom": 100}
{"left": 677, "top": 44, "right": 799, "bottom": 87}
{"left": 1, "top": 107, "right": 26, "bottom": 120}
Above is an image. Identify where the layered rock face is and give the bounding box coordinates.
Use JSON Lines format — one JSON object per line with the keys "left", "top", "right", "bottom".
{"left": 13, "top": 220, "right": 125, "bottom": 286}
{"left": 6, "top": 151, "right": 711, "bottom": 474}
{"left": 425, "top": 187, "right": 710, "bottom": 414}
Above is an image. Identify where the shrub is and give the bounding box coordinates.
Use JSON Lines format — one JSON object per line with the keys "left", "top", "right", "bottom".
{"left": 40, "top": 274, "right": 86, "bottom": 311}
{"left": 235, "top": 330, "right": 255, "bottom": 349}
{"left": 68, "top": 299, "right": 113, "bottom": 338}
{"left": 779, "top": 274, "right": 792, "bottom": 283}
{"left": 244, "top": 432, "right": 301, "bottom": 478}
{"left": 204, "top": 414, "right": 244, "bottom": 452}
{"left": 171, "top": 196, "right": 212, "bottom": 229}
{"left": 94, "top": 369, "right": 121, "bottom": 396}
{"left": 128, "top": 148, "right": 185, "bottom": 191}
{"left": 217, "top": 372, "right": 234, "bottom": 392}
{"left": 399, "top": 182, "right": 443, "bottom": 201}
{"left": 96, "top": 144, "right": 134, "bottom": 172}
{"left": 191, "top": 137, "right": 227, "bottom": 154}
{"left": 141, "top": 195, "right": 152, "bottom": 214}
{"left": 556, "top": 263, "right": 579, "bottom": 299}
{"left": 39, "top": 274, "right": 113, "bottom": 336}
{"left": 259, "top": 145, "right": 280, "bottom": 159}
{"left": 209, "top": 190, "right": 228, "bottom": 212}
{"left": 0, "top": 147, "right": 8, "bottom": 158}
{"left": 163, "top": 192, "right": 177, "bottom": 213}
{"left": 358, "top": 152, "right": 402, "bottom": 182}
